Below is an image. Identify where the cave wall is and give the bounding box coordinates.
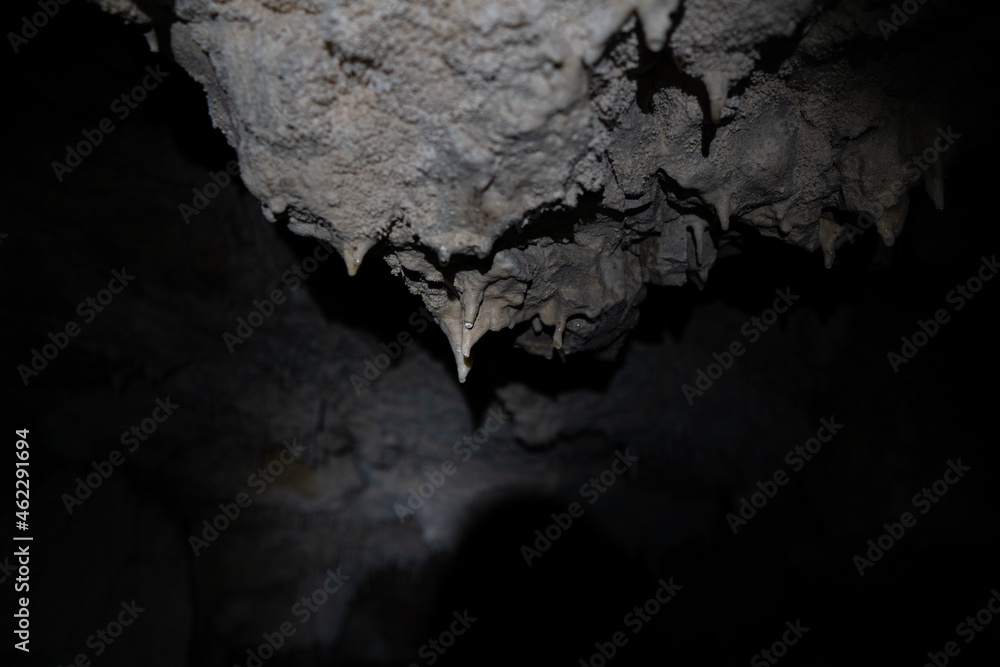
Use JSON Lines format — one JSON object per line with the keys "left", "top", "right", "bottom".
{"left": 2, "top": 1, "right": 999, "bottom": 666}
{"left": 90, "top": 0, "right": 979, "bottom": 381}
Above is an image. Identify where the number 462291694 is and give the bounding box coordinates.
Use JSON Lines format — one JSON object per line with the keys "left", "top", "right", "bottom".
{"left": 16, "top": 430, "right": 29, "bottom": 523}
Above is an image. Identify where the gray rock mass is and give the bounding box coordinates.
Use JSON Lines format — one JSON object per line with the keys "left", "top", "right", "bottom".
{"left": 94, "top": 0, "right": 965, "bottom": 380}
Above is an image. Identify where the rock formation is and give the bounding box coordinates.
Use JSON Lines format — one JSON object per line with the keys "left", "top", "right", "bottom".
{"left": 92, "top": 0, "right": 966, "bottom": 380}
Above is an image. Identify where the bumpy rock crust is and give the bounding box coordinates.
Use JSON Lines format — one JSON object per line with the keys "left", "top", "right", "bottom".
{"left": 94, "top": 0, "right": 954, "bottom": 379}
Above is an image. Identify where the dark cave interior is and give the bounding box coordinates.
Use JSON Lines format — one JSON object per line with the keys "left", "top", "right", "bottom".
{"left": 2, "top": 1, "right": 999, "bottom": 666}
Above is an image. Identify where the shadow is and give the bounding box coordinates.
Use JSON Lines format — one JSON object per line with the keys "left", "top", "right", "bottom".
{"left": 425, "top": 494, "right": 653, "bottom": 666}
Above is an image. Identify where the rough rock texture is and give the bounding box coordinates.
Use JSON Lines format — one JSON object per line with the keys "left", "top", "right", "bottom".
{"left": 90, "top": 0, "right": 966, "bottom": 381}
{"left": 5, "top": 3, "right": 998, "bottom": 662}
